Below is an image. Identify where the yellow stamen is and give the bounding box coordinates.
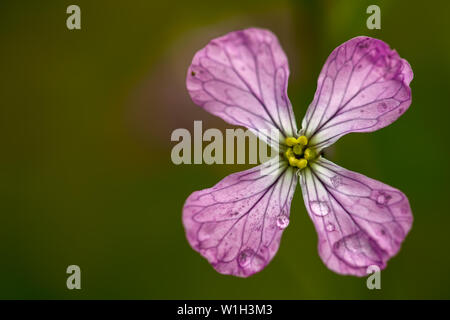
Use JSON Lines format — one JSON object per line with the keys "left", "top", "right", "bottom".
{"left": 283, "top": 136, "right": 315, "bottom": 170}
{"left": 293, "top": 144, "right": 303, "bottom": 155}
{"left": 297, "top": 135, "right": 308, "bottom": 146}
{"left": 285, "top": 148, "right": 294, "bottom": 159}
{"left": 304, "top": 148, "right": 316, "bottom": 161}
{"left": 285, "top": 137, "right": 298, "bottom": 146}
{"left": 297, "top": 158, "right": 308, "bottom": 169}
{"left": 288, "top": 156, "right": 298, "bottom": 167}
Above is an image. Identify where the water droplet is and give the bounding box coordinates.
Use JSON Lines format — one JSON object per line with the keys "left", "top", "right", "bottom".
{"left": 345, "top": 237, "right": 363, "bottom": 252}
{"left": 310, "top": 201, "right": 330, "bottom": 216}
{"left": 276, "top": 215, "right": 290, "bottom": 229}
{"left": 237, "top": 249, "right": 254, "bottom": 267}
{"left": 376, "top": 194, "right": 386, "bottom": 205}
{"left": 330, "top": 175, "right": 342, "bottom": 188}
{"left": 333, "top": 232, "right": 382, "bottom": 268}
{"left": 326, "top": 223, "right": 335, "bottom": 232}
{"left": 372, "top": 190, "right": 391, "bottom": 206}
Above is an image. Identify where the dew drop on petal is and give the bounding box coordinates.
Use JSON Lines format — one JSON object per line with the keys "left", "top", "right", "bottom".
{"left": 310, "top": 201, "right": 330, "bottom": 216}
{"left": 276, "top": 215, "right": 290, "bottom": 229}
{"left": 330, "top": 175, "right": 342, "bottom": 188}
{"left": 376, "top": 194, "right": 386, "bottom": 205}
{"left": 372, "top": 190, "right": 391, "bottom": 206}
{"left": 333, "top": 232, "right": 382, "bottom": 268}
{"left": 326, "top": 223, "right": 335, "bottom": 232}
{"left": 237, "top": 249, "right": 254, "bottom": 267}
{"left": 340, "top": 234, "right": 363, "bottom": 253}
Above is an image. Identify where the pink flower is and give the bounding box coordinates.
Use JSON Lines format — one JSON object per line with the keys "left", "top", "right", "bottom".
{"left": 183, "top": 28, "right": 413, "bottom": 277}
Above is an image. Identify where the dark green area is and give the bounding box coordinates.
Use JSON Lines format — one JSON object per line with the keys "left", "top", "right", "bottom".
{"left": 1, "top": 0, "right": 449, "bottom": 299}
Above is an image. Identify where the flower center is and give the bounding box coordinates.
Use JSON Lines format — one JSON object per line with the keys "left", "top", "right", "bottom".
{"left": 284, "top": 135, "right": 317, "bottom": 169}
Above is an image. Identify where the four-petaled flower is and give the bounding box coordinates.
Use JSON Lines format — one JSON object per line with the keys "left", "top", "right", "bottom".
{"left": 183, "top": 28, "right": 413, "bottom": 277}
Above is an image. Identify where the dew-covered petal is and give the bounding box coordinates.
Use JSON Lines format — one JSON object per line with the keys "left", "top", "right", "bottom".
{"left": 183, "top": 161, "right": 297, "bottom": 277}
{"left": 186, "top": 28, "right": 298, "bottom": 147}
{"left": 302, "top": 37, "right": 413, "bottom": 151}
{"left": 299, "top": 157, "right": 412, "bottom": 276}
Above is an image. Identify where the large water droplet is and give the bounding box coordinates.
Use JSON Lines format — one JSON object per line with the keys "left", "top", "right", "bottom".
{"left": 326, "top": 223, "right": 335, "bottom": 232}
{"left": 333, "top": 232, "right": 382, "bottom": 268}
{"left": 237, "top": 249, "right": 254, "bottom": 267}
{"left": 276, "top": 215, "right": 290, "bottom": 229}
{"left": 310, "top": 201, "right": 330, "bottom": 216}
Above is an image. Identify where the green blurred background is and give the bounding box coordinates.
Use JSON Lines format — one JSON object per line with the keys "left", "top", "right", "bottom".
{"left": 1, "top": 0, "right": 449, "bottom": 299}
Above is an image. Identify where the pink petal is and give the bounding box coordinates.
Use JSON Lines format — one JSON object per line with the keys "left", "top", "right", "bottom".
{"left": 299, "top": 157, "right": 413, "bottom": 276}
{"left": 186, "top": 28, "right": 297, "bottom": 146}
{"left": 302, "top": 37, "right": 413, "bottom": 151}
{"left": 183, "top": 163, "right": 297, "bottom": 277}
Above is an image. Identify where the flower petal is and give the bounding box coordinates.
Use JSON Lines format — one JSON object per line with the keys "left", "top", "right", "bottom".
{"left": 186, "top": 28, "right": 298, "bottom": 147}
{"left": 183, "top": 162, "right": 297, "bottom": 277}
{"left": 299, "top": 157, "right": 412, "bottom": 276}
{"left": 302, "top": 37, "right": 413, "bottom": 151}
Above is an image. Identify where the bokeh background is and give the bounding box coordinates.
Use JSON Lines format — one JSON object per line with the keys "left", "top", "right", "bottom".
{"left": 1, "top": 0, "right": 450, "bottom": 299}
